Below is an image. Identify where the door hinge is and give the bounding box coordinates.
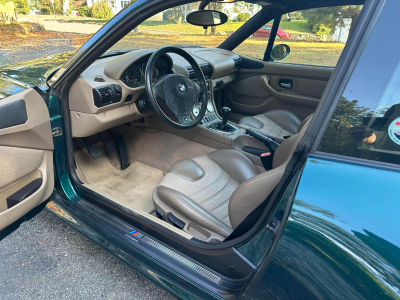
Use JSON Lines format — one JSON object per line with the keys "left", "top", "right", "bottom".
{"left": 52, "top": 127, "right": 62, "bottom": 137}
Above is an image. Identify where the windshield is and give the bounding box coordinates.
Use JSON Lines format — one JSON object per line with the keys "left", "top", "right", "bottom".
{"left": 109, "top": 2, "right": 262, "bottom": 53}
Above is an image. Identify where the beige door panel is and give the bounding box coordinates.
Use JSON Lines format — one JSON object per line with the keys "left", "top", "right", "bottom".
{"left": 261, "top": 75, "right": 320, "bottom": 107}
{"left": 0, "top": 88, "right": 54, "bottom": 231}
{"left": 227, "top": 75, "right": 323, "bottom": 119}
{"left": 225, "top": 58, "right": 333, "bottom": 119}
{"left": 237, "top": 58, "right": 333, "bottom": 79}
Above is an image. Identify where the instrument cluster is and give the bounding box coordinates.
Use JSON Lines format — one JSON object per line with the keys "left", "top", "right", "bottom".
{"left": 120, "top": 55, "right": 171, "bottom": 88}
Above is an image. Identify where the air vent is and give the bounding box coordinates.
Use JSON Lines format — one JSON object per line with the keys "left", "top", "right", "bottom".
{"left": 99, "top": 87, "right": 113, "bottom": 104}
{"left": 186, "top": 64, "right": 213, "bottom": 80}
{"left": 233, "top": 56, "right": 242, "bottom": 70}
{"left": 93, "top": 84, "right": 122, "bottom": 108}
{"left": 93, "top": 75, "right": 106, "bottom": 82}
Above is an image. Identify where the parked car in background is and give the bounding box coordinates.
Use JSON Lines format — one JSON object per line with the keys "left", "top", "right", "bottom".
{"left": 254, "top": 24, "right": 292, "bottom": 39}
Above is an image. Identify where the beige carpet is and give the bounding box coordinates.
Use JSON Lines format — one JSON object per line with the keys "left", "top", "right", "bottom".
{"left": 74, "top": 126, "right": 216, "bottom": 213}
{"left": 74, "top": 145, "right": 163, "bottom": 213}
{"left": 112, "top": 125, "right": 216, "bottom": 174}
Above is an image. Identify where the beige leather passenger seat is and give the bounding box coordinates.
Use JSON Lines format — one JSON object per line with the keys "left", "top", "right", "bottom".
{"left": 153, "top": 116, "right": 312, "bottom": 242}
{"left": 239, "top": 109, "right": 311, "bottom": 141}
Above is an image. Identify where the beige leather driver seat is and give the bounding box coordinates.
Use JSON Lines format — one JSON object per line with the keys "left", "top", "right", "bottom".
{"left": 153, "top": 117, "right": 312, "bottom": 240}
{"left": 239, "top": 110, "right": 312, "bottom": 141}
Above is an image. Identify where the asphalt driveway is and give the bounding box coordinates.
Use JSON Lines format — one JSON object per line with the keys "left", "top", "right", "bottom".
{"left": 0, "top": 209, "right": 176, "bottom": 300}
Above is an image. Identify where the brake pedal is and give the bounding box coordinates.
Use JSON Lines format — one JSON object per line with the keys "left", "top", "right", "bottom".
{"left": 98, "top": 131, "right": 117, "bottom": 153}
{"left": 83, "top": 137, "right": 102, "bottom": 159}
{"left": 116, "top": 135, "right": 130, "bottom": 170}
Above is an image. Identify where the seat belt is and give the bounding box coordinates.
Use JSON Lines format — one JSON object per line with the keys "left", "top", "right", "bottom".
{"left": 224, "top": 193, "right": 273, "bottom": 241}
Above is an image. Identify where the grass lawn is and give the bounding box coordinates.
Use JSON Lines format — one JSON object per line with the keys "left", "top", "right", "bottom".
{"left": 279, "top": 20, "right": 311, "bottom": 34}
{"left": 56, "top": 18, "right": 312, "bottom": 34}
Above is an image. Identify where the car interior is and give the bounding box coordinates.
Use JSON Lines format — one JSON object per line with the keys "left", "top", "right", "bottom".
{"left": 68, "top": 25, "right": 323, "bottom": 242}
{"left": 0, "top": 0, "right": 364, "bottom": 245}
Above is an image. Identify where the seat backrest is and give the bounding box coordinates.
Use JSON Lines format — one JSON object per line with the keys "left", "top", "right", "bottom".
{"left": 228, "top": 117, "right": 312, "bottom": 229}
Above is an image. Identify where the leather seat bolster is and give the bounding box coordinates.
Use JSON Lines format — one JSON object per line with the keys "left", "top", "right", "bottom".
{"left": 207, "top": 149, "right": 260, "bottom": 184}
{"left": 238, "top": 116, "right": 264, "bottom": 129}
{"left": 168, "top": 159, "right": 204, "bottom": 181}
{"left": 157, "top": 186, "right": 233, "bottom": 237}
{"left": 297, "top": 114, "right": 313, "bottom": 133}
{"left": 229, "top": 167, "right": 285, "bottom": 229}
{"left": 263, "top": 110, "right": 301, "bottom": 134}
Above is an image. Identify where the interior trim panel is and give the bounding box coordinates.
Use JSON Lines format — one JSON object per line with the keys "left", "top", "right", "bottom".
{"left": 0, "top": 100, "right": 27, "bottom": 130}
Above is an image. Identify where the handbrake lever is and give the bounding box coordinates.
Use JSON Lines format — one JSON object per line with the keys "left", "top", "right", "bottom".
{"left": 245, "top": 128, "right": 280, "bottom": 153}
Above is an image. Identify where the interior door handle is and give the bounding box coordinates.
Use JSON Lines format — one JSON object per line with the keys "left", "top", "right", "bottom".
{"left": 261, "top": 75, "right": 320, "bottom": 106}
{"left": 260, "top": 75, "right": 285, "bottom": 100}
{"left": 280, "top": 83, "right": 292, "bottom": 89}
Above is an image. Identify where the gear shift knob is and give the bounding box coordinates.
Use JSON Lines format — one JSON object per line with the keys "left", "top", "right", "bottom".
{"left": 221, "top": 107, "right": 231, "bottom": 129}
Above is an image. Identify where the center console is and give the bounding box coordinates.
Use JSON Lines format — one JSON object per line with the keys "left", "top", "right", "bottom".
{"left": 146, "top": 79, "right": 275, "bottom": 170}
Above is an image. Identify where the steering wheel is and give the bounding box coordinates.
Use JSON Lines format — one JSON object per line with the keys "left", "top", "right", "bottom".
{"left": 145, "top": 46, "right": 207, "bottom": 129}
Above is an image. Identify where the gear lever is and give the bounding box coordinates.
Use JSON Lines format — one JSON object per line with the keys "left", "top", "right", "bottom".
{"left": 207, "top": 106, "right": 237, "bottom": 133}
{"left": 221, "top": 107, "right": 231, "bottom": 130}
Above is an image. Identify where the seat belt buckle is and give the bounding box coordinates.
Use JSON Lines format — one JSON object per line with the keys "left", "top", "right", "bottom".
{"left": 260, "top": 152, "right": 273, "bottom": 170}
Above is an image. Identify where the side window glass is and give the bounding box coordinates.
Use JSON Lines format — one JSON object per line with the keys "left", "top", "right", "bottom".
{"left": 273, "top": 5, "right": 363, "bottom": 66}
{"left": 319, "top": 3, "right": 400, "bottom": 166}
{"left": 232, "top": 3, "right": 265, "bottom": 60}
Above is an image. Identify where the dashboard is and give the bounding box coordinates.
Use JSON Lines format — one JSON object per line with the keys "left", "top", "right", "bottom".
{"left": 120, "top": 55, "right": 172, "bottom": 88}
{"left": 68, "top": 47, "right": 241, "bottom": 138}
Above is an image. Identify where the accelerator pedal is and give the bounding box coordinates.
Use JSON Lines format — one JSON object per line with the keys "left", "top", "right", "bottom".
{"left": 83, "top": 137, "right": 102, "bottom": 159}
{"left": 116, "top": 135, "right": 130, "bottom": 170}
{"left": 98, "top": 131, "right": 117, "bottom": 153}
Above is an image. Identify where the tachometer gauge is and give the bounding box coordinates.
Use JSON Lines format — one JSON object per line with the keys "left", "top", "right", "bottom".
{"left": 124, "top": 64, "right": 142, "bottom": 86}
{"left": 152, "top": 67, "right": 159, "bottom": 81}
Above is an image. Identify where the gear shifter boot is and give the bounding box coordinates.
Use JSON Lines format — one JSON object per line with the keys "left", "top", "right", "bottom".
{"left": 208, "top": 121, "right": 237, "bottom": 133}
{"left": 208, "top": 106, "right": 237, "bottom": 133}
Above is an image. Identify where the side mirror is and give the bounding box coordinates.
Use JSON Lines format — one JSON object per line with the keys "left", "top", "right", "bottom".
{"left": 271, "top": 44, "right": 290, "bottom": 61}
{"left": 186, "top": 10, "right": 228, "bottom": 27}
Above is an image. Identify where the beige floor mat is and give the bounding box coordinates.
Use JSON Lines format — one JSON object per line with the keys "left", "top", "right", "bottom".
{"left": 112, "top": 125, "right": 216, "bottom": 174}
{"left": 74, "top": 145, "right": 163, "bottom": 213}
{"left": 74, "top": 126, "right": 216, "bottom": 213}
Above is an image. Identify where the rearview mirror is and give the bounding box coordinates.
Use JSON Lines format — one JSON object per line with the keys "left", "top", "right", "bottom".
{"left": 186, "top": 10, "right": 228, "bottom": 27}
{"left": 271, "top": 44, "right": 290, "bottom": 61}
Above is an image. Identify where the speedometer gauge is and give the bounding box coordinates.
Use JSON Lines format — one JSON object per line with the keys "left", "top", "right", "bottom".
{"left": 125, "top": 64, "right": 142, "bottom": 85}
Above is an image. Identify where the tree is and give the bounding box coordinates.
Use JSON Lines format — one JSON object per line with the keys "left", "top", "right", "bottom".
{"left": 13, "top": 0, "right": 30, "bottom": 14}
{"left": 233, "top": 1, "right": 261, "bottom": 16}
{"left": 302, "top": 5, "right": 363, "bottom": 35}
{"left": 319, "top": 96, "right": 379, "bottom": 160}
{"left": 92, "top": 0, "right": 112, "bottom": 19}
{"left": 207, "top": 2, "right": 221, "bottom": 35}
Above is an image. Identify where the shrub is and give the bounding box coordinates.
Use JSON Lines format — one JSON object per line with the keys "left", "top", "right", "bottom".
{"left": 237, "top": 12, "right": 250, "bottom": 22}
{"left": 78, "top": 5, "right": 92, "bottom": 17}
{"left": 40, "top": 6, "right": 52, "bottom": 14}
{"left": 162, "top": 7, "right": 181, "bottom": 24}
{"left": 92, "top": 0, "right": 112, "bottom": 19}
{"left": 312, "top": 23, "right": 331, "bottom": 36}
{"left": 0, "top": 1, "right": 15, "bottom": 19}
{"left": 14, "top": 0, "right": 30, "bottom": 14}
{"left": 162, "top": 10, "right": 173, "bottom": 21}
{"left": 0, "top": 21, "right": 44, "bottom": 34}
